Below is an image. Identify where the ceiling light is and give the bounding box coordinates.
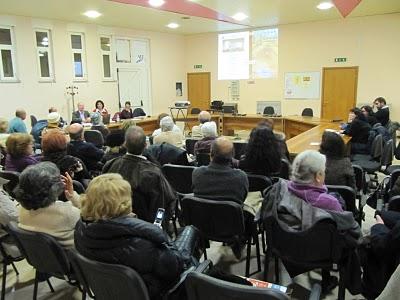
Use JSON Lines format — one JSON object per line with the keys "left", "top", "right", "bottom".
{"left": 317, "top": 2, "right": 334, "bottom": 10}
{"left": 83, "top": 10, "right": 102, "bottom": 18}
{"left": 148, "top": 0, "right": 165, "bottom": 7}
{"left": 232, "top": 12, "right": 248, "bottom": 21}
{"left": 166, "top": 23, "right": 179, "bottom": 29}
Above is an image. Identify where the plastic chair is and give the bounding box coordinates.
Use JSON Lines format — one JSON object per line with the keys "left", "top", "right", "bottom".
{"left": 186, "top": 271, "right": 291, "bottom": 300}
{"left": 381, "top": 139, "right": 394, "bottom": 174}
{"left": 191, "top": 108, "right": 201, "bottom": 115}
{"left": 0, "top": 171, "right": 20, "bottom": 197}
{"left": 263, "top": 106, "right": 275, "bottom": 115}
{"left": 132, "top": 108, "right": 146, "bottom": 118}
{"left": 162, "top": 164, "right": 196, "bottom": 195}
{"left": 196, "top": 152, "right": 211, "bottom": 166}
{"left": 388, "top": 195, "right": 400, "bottom": 212}
{"left": 84, "top": 130, "right": 104, "bottom": 148}
{"left": 389, "top": 169, "right": 400, "bottom": 193}
{"left": 352, "top": 134, "right": 383, "bottom": 163}
{"left": 182, "top": 196, "right": 261, "bottom": 277}
{"left": 185, "top": 138, "right": 199, "bottom": 155}
{"left": 326, "top": 185, "right": 358, "bottom": 222}
{"left": 30, "top": 115, "right": 38, "bottom": 127}
{"left": 301, "top": 108, "right": 314, "bottom": 117}
{"left": 247, "top": 174, "right": 273, "bottom": 194}
{"left": 7, "top": 223, "right": 80, "bottom": 299}
{"left": 233, "top": 142, "right": 247, "bottom": 160}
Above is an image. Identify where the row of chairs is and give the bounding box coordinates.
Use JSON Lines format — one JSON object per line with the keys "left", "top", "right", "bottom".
{"left": 190, "top": 107, "right": 314, "bottom": 117}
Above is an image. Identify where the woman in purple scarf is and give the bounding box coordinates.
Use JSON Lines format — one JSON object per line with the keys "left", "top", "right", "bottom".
{"left": 288, "top": 150, "right": 343, "bottom": 212}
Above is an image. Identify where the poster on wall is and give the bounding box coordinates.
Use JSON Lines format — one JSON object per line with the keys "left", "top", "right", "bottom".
{"left": 176, "top": 82, "right": 182, "bottom": 97}
{"left": 284, "top": 72, "right": 320, "bottom": 99}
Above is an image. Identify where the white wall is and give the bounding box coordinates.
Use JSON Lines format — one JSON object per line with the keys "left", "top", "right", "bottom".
{"left": 0, "top": 14, "right": 186, "bottom": 124}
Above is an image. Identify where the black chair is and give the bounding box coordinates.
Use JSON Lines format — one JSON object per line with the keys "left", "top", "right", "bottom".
{"left": 191, "top": 108, "right": 201, "bottom": 115}
{"left": 381, "top": 139, "right": 394, "bottom": 174}
{"left": 30, "top": 115, "right": 38, "bottom": 127}
{"left": 263, "top": 106, "right": 275, "bottom": 115}
{"left": 264, "top": 217, "right": 347, "bottom": 300}
{"left": 185, "top": 271, "right": 291, "bottom": 300}
{"left": 0, "top": 171, "right": 20, "bottom": 197}
{"left": 7, "top": 223, "right": 79, "bottom": 300}
{"left": 301, "top": 108, "right": 314, "bottom": 117}
{"left": 185, "top": 138, "right": 199, "bottom": 155}
{"left": 132, "top": 108, "right": 146, "bottom": 117}
{"left": 163, "top": 164, "right": 196, "bottom": 195}
{"left": 84, "top": 130, "right": 104, "bottom": 148}
{"left": 182, "top": 196, "right": 261, "bottom": 277}
{"left": 388, "top": 195, "right": 400, "bottom": 212}
{"left": 247, "top": 174, "right": 273, "bottom": 195}
{"left": 0, "top": 231, "right": 24, "bottom": 300}
{"left": 388, "top": 169, "right": 400, "bottom": 194}
{"left": 233, "top": 142, "right": 247, "bottom": 160}
{"left": 352, "top": 134, "right": 383, "bottom": 163}
{"left": 272, "top": 158, "right": 290, "bottom": 180}
{"left": 73, "top": 180, "right": 86, "bottom": 194}
{"left": 196, "top": 152, "right": 210, "bottom": 166}
{"left": 326, "top": 185, "right": 359, "bottom": 223}
{"left": 353, "top": 164, "right": 367, "bottom": 222}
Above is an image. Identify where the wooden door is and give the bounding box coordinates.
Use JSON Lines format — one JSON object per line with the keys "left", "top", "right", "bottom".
{"left": 321, "top": 67, "right": 358, "bottom": 121}
{"left": 187, "top": 72, "right": 211, "bottom": 111}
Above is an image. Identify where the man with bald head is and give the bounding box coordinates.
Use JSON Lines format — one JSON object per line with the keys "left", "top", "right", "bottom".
{"left": 72, "top": 102, "right": 91, "bottom": 124}
{"left": 191, "top": 111, "right": 211, "bottom": 138}
{"left": 103, "top": 126, "right": 176, "bottom": 223}
{"left": 8, "top": 109, "right": 27, "bottom": 133}
{"left": 67, "top": 123, "right": 103, "bottom": 171}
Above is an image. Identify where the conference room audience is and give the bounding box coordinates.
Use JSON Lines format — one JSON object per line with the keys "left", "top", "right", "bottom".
{"left": 120, "top": 101, "right": 134, "bottom": 119}
{"left": 74, "top": 173, "right": 200, "bottom": 299}
{"left": 90, "top": 112, "right": 109, "bottom": 140}
{"left": 71, "top": 102, "right": 91, "bottom": 124}
{"left": 239, "top": 125, "right": 282, "bottom": 176}
{"left": 16, "top": 162, "right": 80, "bottom": 248}
{"left": 8, "top": 109, "right": 27, "bottom": 133}
{"left": 361, "top": 105, "right": 378, "bottom": 126}
{"left": 5, "top": 133, "right": 39, "bottom": 172}
{"left": 153, "top": 116, "right": 183, "bottom": 148}
{"left": 373, "top": 97, "right": 390, "bottom": 127}
{"left": 152, "top": 113, "right": 182, "bottom": 137}
{"left": 258, "top": 119, "right": 289, "bottom": 159}
{"left": 193, "top": 121, "right": 217, "bottom": 154}
{"left": 344, "top": 108, "right": 371, "bottom": 155}
{"left": 103, "top": 126, "right": 176, "bottom": 223}
{"left": 93, "top": 100, "right": 109, "bottom": 116}
{"left": 0, "top": 117, "right": 10, "bottom": 147}
{"left": 320, "top": 131, "right": 356, "bottom": 190}
{"left": 191, "top": 111, "right": 211, "bottom": 138}
{"left": 67, "top": 123, "right": 104, "bottom": 171}
{"left": 101, "top": 129, "right": 126, "bottom": 163}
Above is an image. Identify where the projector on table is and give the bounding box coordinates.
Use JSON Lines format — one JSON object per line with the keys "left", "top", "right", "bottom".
{"left": 174, "top": 101, "right": 190, "bottom": 108}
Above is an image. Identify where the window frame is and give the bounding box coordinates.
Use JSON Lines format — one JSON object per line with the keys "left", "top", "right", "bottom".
{"left": 34, "top": 28, "right": 55, "bottom": 82}
{"left": 0, "top": 25, "right": 18, "bottom": 82}
{"left": 70, "top": 32, "right": 87, "bottom": 82}
{"left": 100, "top": 35, "right": 115, "bottom": 81}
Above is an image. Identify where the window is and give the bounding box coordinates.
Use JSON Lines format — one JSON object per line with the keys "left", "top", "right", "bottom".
{"left": 100, "top": 36, "right": 113, "bottom": 80}
{"left": 35, "top": 29, "right": 54, "bottom": 81}
{"left": 70, "top": 33, "right": 87, "bottom": 80}
{"left": 0, "top": 26, "right": 17, "bottom": 81}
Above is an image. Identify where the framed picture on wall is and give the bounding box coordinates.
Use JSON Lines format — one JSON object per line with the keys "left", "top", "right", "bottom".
{"left": 176, "top": 82, "right": 182, "bottom": 97}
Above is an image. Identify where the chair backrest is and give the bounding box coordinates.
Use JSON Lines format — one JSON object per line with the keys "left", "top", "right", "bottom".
{"left": 388, "top": 195, "right": 400, "bottom": 212}
{"left": 191, "top": 108, "right": 201, "bottom": 115}
{"left": 278, "top": 158, "right": 290, "bottom": 180}
{"left": 162, "top": 164, "right": 196, "bottom": 194}
{"left": 7, "top": 223, "right": 71, "bottom": 278}
{"left": 326, "top": 185, "right": 357, "bottom": 215}
{"left": 389, "top": 169, "right": 400, "bottom": 191}
{"left": 73, "top": 180, "right": 85, "bottom": 194}
{"left": 370, "top": 134, "right": 383, "bottom": 160}
{"left": 264, "top": 217, "right": 342, "bottom": 266}
{"left": 185, "top": 272, "right": 289, "bottom": 300}
{"left": 185, "top": 138, "right": 199, "bottom": 155}
{"left": 247, "top": 174, "right": 272, "bottom": 193}
{"left": 182, "top": 196, "right": 245, "bottom": 242}
{"left": 233, "top": 142, "right": 247, "bottom": 159}
{"left": 381, "top": 139, "right": 394, "bottom": 167}
{"left": 67, "top": 249, "right": 150, "bottom": 300}
{"left": 301, "top": 108, "right": 313, "bottom": 117}
{"left": 102, "top": 114, "right": 111, "bottom": 125}
{"left": 84, "top": 130, "right": 104, "bottom": 148}
{"left": 263, "top": 106, "right": 275, "bottom": 115}
{"left": 30, "top": 115, "right": 38, "bottom": 127}
{"left": 132, "top": 108, "right": 146, "bottom": 117}
{"left": 196, "top": 152, "right": 210, "bottom": 166}
{"left": 0, "top": 170, "right": 20, "bottom": 196}
{"left": 352, "top": 164, "right": 366, "bottom": 194}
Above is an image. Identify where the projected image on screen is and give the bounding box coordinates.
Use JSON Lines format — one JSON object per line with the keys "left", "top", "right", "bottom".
{"left": 251, "top": 28, "right": 278, "bottom": 79}
{"left": 218, "top": 31, "right": 249, "bottom": 80}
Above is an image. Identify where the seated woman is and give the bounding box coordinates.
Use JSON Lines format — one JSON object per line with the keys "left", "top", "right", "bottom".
{"left": 74, "top": 173, "right": 200, "bottom": 299}
{"left": 193, "top": 121, "right": 217, "bottom": 154}
{"left": 0, "top": 117, "right": 10, "bottom": 148}
{"left": 239, "top": 125, "right": 282, "bottom": 176}
{"left": 90, "top": 112, "right": 109, "bottom": 140}
{"left": 119, "top": 101, "right": 134, "bottom": 120}
{"left": 343, "top": 108, "right": 371, "bottom": 155}
{"left": 93, "top": 99, "right": 109, "bottom": 116}
{"left": 15, "top": 162, "right": 80, "bottom": 248}
{"left": 361, "top": 105, "right": 378, "bottom": 126}
{"left": 320, "top": 131, "right": 356, "bottom": 190}
{"left": 5, "top": 133, "right": 39, "bottom": 172}
{"left": 101, "top": 129, "right": 126, "bottom": 163}
{"left": 152, "top": 113, "right": 182, "bottom": 137}
{"left": 257, "top": 119, "right": 289, "bottom": 159}
{"left": 153, "top": 116, "right": 183, "bottom": 148}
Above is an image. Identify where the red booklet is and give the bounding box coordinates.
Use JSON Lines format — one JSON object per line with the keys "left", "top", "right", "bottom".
{"left": 244, "top": 277, "right": 288, "bottom": 293}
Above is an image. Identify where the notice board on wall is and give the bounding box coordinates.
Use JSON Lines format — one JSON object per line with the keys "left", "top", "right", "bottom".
{"left": 284, "top": 72, "right": 320, "bottom": 99}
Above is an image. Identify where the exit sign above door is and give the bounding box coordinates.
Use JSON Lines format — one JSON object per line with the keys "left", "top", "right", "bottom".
{"left": 194, "top": 64, "right": 203, "bottom": 69}
{"left": 334, "top": 57, "right": 347, "bottom": 63}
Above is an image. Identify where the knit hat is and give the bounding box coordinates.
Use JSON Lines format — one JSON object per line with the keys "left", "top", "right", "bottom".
{"left": 47, "top": 112, "right": 60, "bottom": 124}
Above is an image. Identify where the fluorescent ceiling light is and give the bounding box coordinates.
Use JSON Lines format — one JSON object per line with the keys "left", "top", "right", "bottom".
{"left": 83, "top": 10, "right": 102, "bottom": 18}
{"left": 232, "top": 12, "right": 248, "bottom": 21}
{"left": 317, "top": 2, "right": 334, "bottom": 10}
{"left": 149, "top": 0, "right": 165, "bottom": 7}
{"left": 166, "top": 23, "right": 179, "bottom": 29}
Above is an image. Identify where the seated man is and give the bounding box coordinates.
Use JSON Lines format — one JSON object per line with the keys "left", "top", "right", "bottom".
{"left": 67, "top": 123, "right": 104, "bottom": 171}
{"left": 191, "top": 111, "right": 211, "bottom": 138}
{"left": 153, "top": 116, "right": 183, "bottom": 148}
{"left": 373, "top": 97, "right": 390, "bottom": 127}
{"left": 71, "top": 102, "right": 91, "bottom": 124}
{"left": 8, "top": 109, "right": 27, "bottom": 133}
{"left": 103, "top": 126, "right": 176, "bottom": 223}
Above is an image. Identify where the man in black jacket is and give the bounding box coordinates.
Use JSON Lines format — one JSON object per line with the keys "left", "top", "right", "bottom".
{"left": 103, "top": 126, "right": 176, "bottom": 223}
{"left": 373, "top": 97, "right": 390, "bottom": 127}
{"left": 71, "top": 102, "right": 91, "bottom": 124}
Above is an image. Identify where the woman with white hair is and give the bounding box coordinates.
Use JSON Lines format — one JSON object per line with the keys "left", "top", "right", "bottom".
{"left": 288, "top": 150, "right": 342, "bottom": 212}
{"left": 193, "top": 121, "right": 217, "bottom": 154}
{"left": 153, "top": 116, "right": 183, "bottom": 148}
